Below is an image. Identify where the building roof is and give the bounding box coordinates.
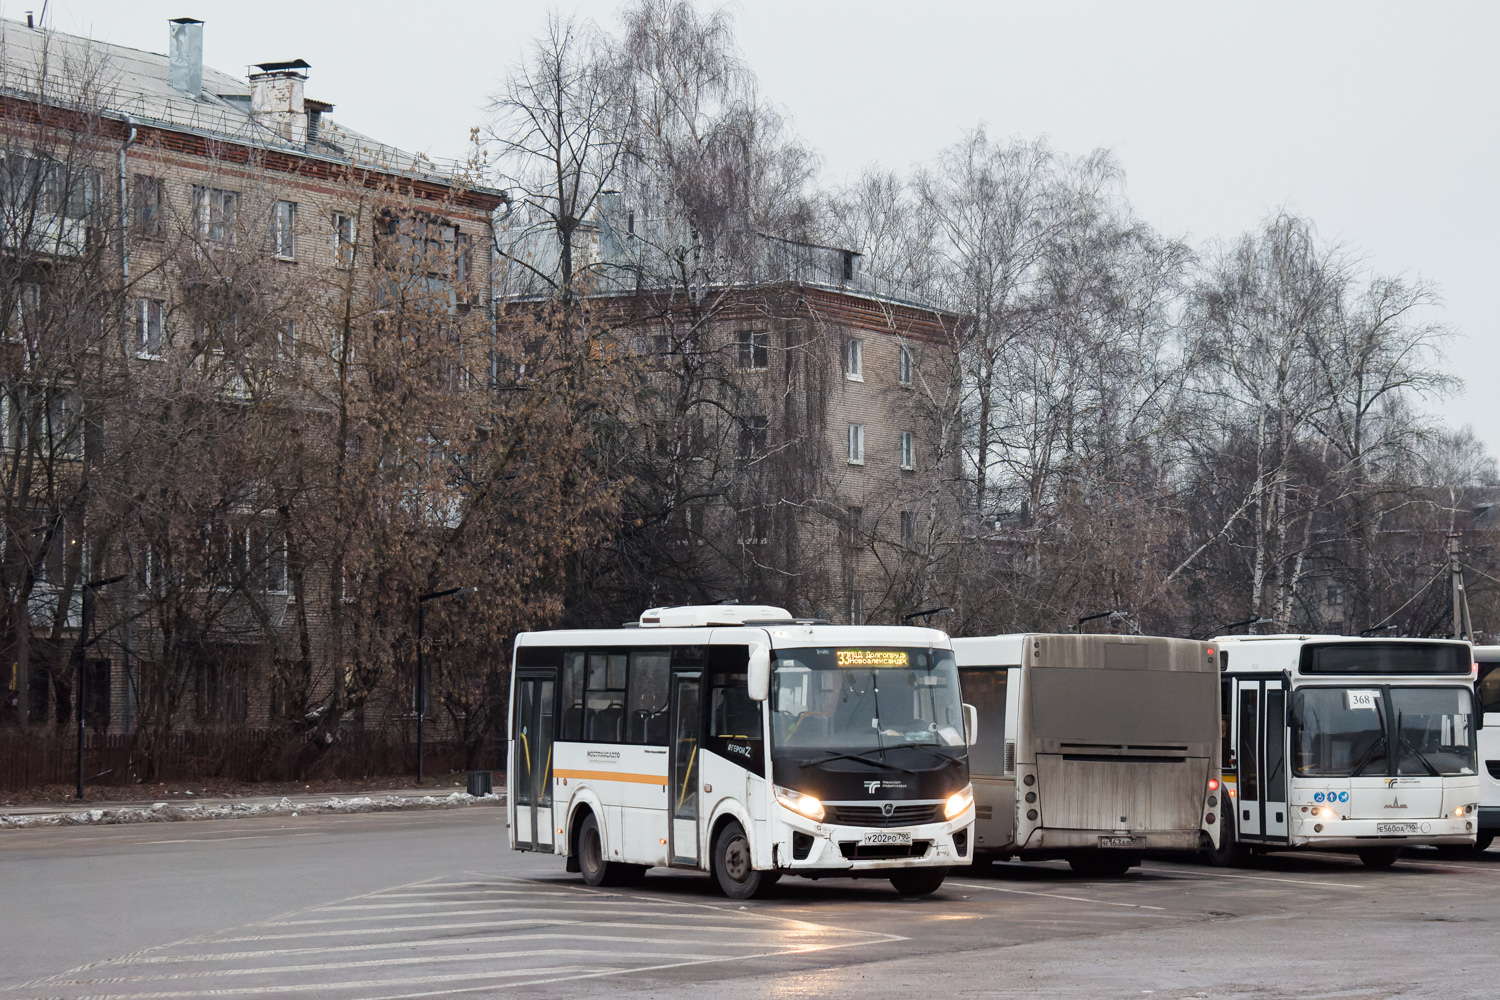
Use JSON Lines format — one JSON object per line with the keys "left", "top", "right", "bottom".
{"left": 0, "top": 17, "right": 498, "bottom": 196}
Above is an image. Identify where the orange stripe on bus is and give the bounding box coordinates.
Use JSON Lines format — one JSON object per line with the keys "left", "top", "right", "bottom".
{"left": 554, "top": 768, "right": 668, "bottom": 786}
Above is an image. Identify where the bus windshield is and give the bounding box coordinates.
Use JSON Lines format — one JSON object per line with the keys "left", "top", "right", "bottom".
{"left": 770, "top": 647, "right": 965, "bottom": 750}
{"left": 1291, "top": 686, "right": 1475, "bottom": 777}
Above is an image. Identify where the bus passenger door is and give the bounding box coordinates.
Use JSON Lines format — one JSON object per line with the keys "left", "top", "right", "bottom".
{"left": 1262, "top": 682, "right": 1288, "bottom": 840}
{"left": 669, "top": 672, "right": 702, "bottom": 867}
{"left": 513, "top": 675, "right": 556, "bottom": 852}
{"left": 1236, "top": 680, "right": 1261, "bottom": 838}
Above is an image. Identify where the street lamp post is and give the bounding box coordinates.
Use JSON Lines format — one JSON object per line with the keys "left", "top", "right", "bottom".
{"left": 416, "top": 586, "right": 476, "bottom": 785}
{"left": 76, "top": 574, "right": 127, "bottom": 800}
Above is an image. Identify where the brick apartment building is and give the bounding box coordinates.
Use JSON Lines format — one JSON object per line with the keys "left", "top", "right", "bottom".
{"left": 501, "top": 213, "right": 964, "bottom": 626}
{"left": 0, "top": 16, "right": 504, "bottom": 734}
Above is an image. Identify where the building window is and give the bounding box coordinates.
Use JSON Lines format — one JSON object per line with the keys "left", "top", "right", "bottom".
{"left": 900, "top": 510, "right": 916, "bottom": 545}
{"left": 843, "top": 506, "right": 864, "bottom": 550}
{"left": 133, "top": 298, "right": 164, "bottom": 356}
{"left": 333, "top": 211, "right": 355, "bottom": 268}
{"left": 1327, "top": 585, "right": 1344, "bottom": 606}
{"left": 276, "top": 318, "right": 295, "bottom": 359}
{"left": 192, "top": 186, "right": 238, "bottom": 245}
{"left": 739, "top": 416, "right": 768, "bottom": 462}
{"left": 845, "top": 339, "right": 863, "bottom": 381}
{"left": 740, "top": 506, "right": 770, "bottom": 546}
{"left": 846, "top": 422, "right": 864, "bottom": 464}
{"left": 898, "top": 344, "right": 913, "bottom": 386}
{"left": 737, "top": 329, "right": 769, "bottom": 370}
{"left": 130, "top": 175, "right": 163, "bottom": 236}
{"left": 273, "top": 200, "right": 296, "bottom": 259}
{"left": 5, "top": 283, "right": 40, "bottom": 342}
{"left": 899, "top": 430, "right": 915, "bottom": 470}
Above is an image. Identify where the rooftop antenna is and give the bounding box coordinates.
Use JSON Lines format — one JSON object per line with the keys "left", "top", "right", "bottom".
{"left": 902, "top": 606, "right": 953, "bottom": 625}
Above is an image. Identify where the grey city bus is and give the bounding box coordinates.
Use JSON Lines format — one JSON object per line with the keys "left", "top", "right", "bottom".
{"left": 952, "top": 634, "right": 1221, "bottom": 876}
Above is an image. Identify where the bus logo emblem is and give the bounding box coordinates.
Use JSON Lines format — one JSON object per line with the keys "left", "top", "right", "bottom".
{"left": 881, "top": 802, "right": 895, "bottom": 818}
{"left": 864, "top": 781, "right": 882, "bottom": 793}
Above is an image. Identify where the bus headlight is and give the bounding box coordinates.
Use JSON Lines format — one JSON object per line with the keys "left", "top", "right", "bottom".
{"left": 945, "top": 785, "right": 975, "bottom": 820}
{"left": 774, "top": 785, "right": 825, "bottom": 822}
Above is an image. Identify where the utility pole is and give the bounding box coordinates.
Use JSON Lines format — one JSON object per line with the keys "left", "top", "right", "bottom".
{"left": 1448, "top": 533, "right": 1474, "bottom": 642}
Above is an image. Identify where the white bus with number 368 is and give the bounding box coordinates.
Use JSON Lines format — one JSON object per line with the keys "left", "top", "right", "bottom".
{"left": 508, "top": 606, "right": 977, "bottom": 898}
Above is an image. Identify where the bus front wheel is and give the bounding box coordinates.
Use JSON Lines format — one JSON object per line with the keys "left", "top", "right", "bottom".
{"left": 712, "top": 820, "right": 768, "bottom": 900}
{"left": 1358, "top": 847, "right": 1403, "bottom": 869}
{"left": 1474, "top": 834, "right": 1495, "bottom": 854}
{"left": 890, "top": 867, "right": 948, "bottom": 896}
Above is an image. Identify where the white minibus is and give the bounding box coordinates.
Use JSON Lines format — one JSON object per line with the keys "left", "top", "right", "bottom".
{"left": 509, "top": 605, "right": 977, "bottom": 898}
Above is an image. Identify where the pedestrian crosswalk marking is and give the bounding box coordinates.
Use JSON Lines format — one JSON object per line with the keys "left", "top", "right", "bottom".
{"left": 5, "top": 873, "right": 904, "bottom": 999}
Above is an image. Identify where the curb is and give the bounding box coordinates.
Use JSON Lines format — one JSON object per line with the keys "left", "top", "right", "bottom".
{"left": 0, "top": 790, "right": 507, "bottom": 830}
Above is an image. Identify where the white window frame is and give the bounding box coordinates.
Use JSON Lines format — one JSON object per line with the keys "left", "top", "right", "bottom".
{"left": 134, "top": 297, "right": 164, "bottom": 357}
{"left": 846, "top": 422, "right": 864, "bottom": 465}
{"left": 899, "top": 430, "right": 915, "bottom": 470}
{"left": 898, "top": 344, "right": 913, "bottom": 386}
{"left": 193, "top": 186, "right": 238, "bottom": 245}
{"left": 845, "top": 339, "right": 863, "bottom": 381}
{"left": 273, "top": 200, "right": 297, "bottom": 259}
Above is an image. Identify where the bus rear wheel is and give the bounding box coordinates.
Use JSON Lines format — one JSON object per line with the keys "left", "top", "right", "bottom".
{"left": 575, "top": 813, "right": 647, "bottom": 887}
{"left": 1206, "top": 810, "right": 1248, "bottom": 867}
{"left": 1068, "top": 851, "right": 1137, "bottom": 877}
{"left": 890, "top": 867, "right": 948, "bottom": 896}
{"left": 1358, "top": 847, "right": 1403, "bottom": 869}
{"left": 1474, "top": 834, "right": 1495, "bottom": 854}
{"left": 712, "top": 820, "right": 768, "bottom": 900}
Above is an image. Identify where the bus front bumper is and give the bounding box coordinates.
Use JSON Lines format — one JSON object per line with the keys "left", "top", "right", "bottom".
{"left": 1286, "top": 813, "right": 1475, "bottom": 848}
{"left": 770, "top": 808, "right": 973, "bottom": 871}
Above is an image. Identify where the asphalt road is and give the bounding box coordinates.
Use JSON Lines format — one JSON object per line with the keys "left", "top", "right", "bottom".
{"left": 3, "top": 809, "right": 1499, "bottom": 999}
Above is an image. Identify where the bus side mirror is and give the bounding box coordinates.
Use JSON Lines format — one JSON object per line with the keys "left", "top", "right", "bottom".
{"left": 747, "top": 645, "right": 771, "bottom": 702}
{"left": 964, "top": 703, "right": 979, "bottom": 745}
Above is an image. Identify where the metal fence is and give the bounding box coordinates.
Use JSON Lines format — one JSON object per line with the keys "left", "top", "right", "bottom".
{"left": 0, "top": 727, "right": 501, "bottom": 791}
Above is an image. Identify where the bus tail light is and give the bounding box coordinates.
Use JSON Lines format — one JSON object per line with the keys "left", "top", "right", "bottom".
{"left": 1208, "top": 778, "right": 1220, "bottom": 792}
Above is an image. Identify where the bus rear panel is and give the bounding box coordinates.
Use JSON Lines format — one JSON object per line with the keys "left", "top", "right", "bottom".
{"left": 954, "top": 634, "right": 1221, "bottom": 867}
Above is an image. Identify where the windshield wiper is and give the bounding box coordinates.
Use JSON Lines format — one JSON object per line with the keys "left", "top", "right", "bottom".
{"left": 797, "top": 750, "right": 916, "bottom": 773}
{"left": 1396, "top": 712, "right": 1442, "bottom": 777}
{"left": 1349, "top": 733, "right": 1388, "bottom": 776}
{"left": 885, "top": 743, "right": 963, "bottom": 770}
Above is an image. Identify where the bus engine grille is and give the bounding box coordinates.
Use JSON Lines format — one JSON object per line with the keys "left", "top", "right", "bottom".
{"left": 830, "top": 803, "right": 941, "bottom": 827}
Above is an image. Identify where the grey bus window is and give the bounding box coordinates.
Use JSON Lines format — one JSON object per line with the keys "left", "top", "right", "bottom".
{"left": 584, "top": 652, "right": 627, "bottom": 742}
{"left": 627, "top": 651, "right": 671, "bottom": 745}
{"left": 710, "top": 672, "right": 762, "bottom": 740}
{"left": 1290, "top": 688, "right": 1386, "bottom": 777}
{"left": 959, "top": 668, "right": 1007, "bottom": 778}
{"left": 1478, "top": 664, "right": 1500, "bottom": 715}
{"left": 1265, "top": 688, "right": 1286, "bottom": 801}
{"left": 559, "top": 652, "right": 585, "bottom": 740}
{"left": 1390, "top": 687, "right": 1476, "bottom": 776}
{"left": 1239, "top": 687, "right": 1259, "bottom": 801}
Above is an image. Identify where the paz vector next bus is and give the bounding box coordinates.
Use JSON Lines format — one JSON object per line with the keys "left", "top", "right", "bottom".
{"left": 508, "top": 605, "right": 977, "bottom": 899}
{"left": 1214, "top": 634, "right": 1478, "bottom": 868}
{"left": 952, "top": 634, "right": 1222, "bottom": 876}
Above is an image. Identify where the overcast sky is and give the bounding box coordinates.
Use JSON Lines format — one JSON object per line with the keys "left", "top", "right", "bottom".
{"left": 22, "top": 1, "right": 1500, "bottom": 449}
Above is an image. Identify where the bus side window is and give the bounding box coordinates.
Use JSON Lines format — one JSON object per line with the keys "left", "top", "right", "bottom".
{"left": 584, "top": 653, "right": 627, "bottom": 742}
{"left": 1239, "top": 687, "right": 1259, "bottom": 801}
{"left": 1478, "top": 663, "right": 1500, "bottom": 715}
{"left": 627, "top": 651, "right": 671, "bottom": 745}
{"left": 710, "top": 672, "right": 762, "bottom": 740}
{"left": 958, "top": 667, "right": 1007, "bottom": 779}
{"left": 559, "top": 652, "right": 585, "bottom": 741}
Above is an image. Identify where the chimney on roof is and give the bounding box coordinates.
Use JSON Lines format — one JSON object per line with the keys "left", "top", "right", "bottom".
{"left": 168, "top": 18, "right": 204, "bottom": 100}
{"left": 249, "top": 59, "right": 311, "bottom": 144}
